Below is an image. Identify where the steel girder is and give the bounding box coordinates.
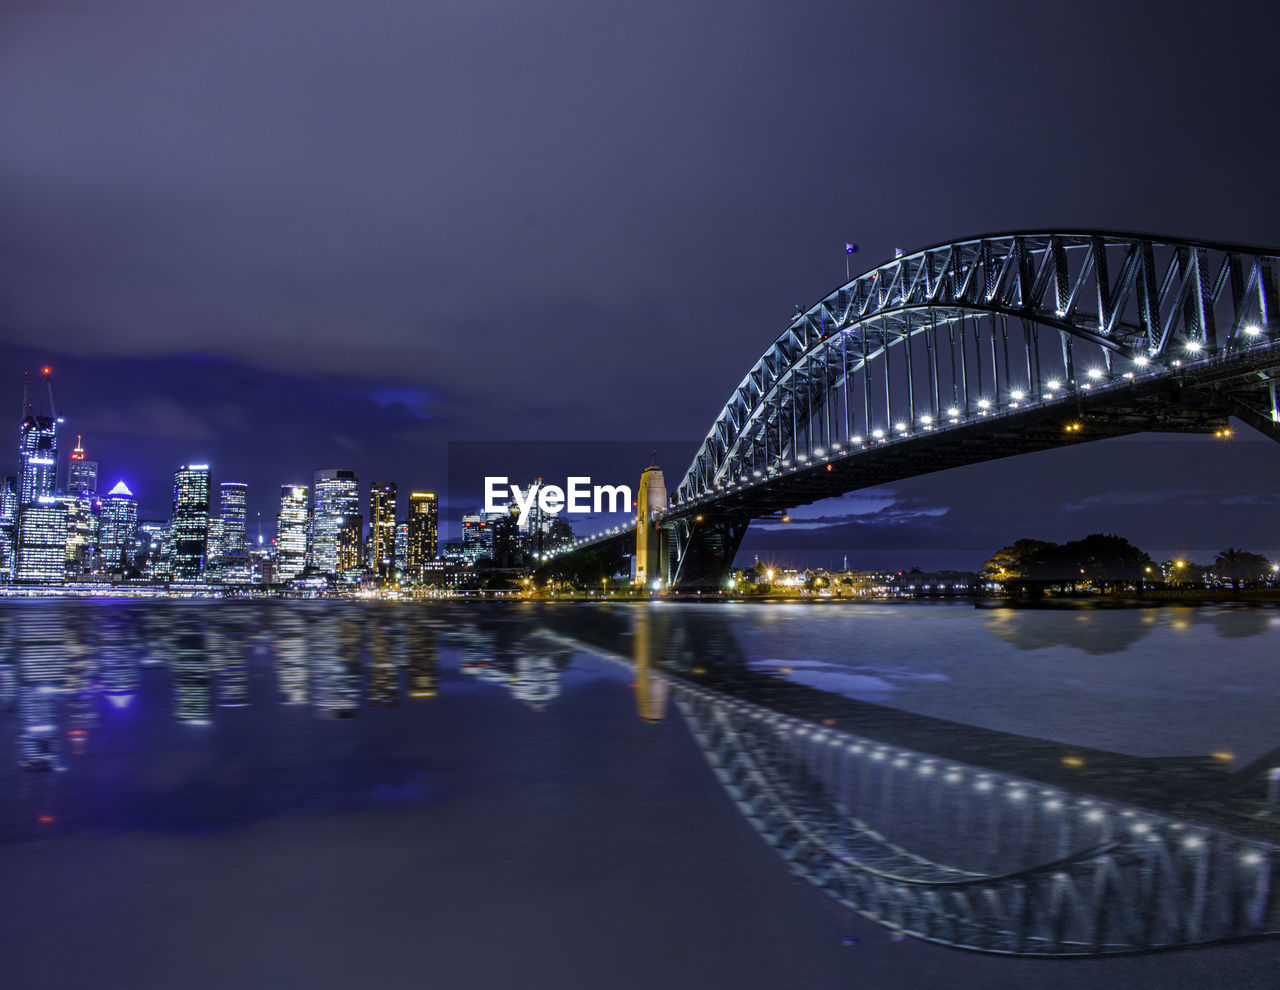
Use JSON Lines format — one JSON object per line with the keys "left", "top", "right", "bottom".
{"left": 677, "top": 231, "right": 1280, "bottom": 500}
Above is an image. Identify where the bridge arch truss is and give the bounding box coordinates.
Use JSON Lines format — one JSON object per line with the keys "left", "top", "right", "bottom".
{"left": 677, "top": 231, "right": 1280, "bottom": 500}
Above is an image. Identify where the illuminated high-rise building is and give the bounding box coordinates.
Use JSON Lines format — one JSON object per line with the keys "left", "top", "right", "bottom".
{"left": 55, "top": 492, "right": 97, "bottom": 578}
{"left": 205, "top": 517, "right": 225, "bottom": 578}
{"left": 368, "top": 481, "right": 397, "bottom": 577}
{"left": 406, "top": 491, "right": 438, "bottom": 579}
{"left": 67, "top": 435, "right": 98, "bottom": 495}
{"left": 310, "top": 469, "right": 359, "bottom": 575}
{"left": 460, "top": 514, "right": 494, "bottom": 563}
{"left": 16, "top": 500, "right": 67, "bottom": 584}
{"left": 138, "top": 519, "right": 165, "bottom": 580}
{"left": 0, "top": 476, "right": 15, "bottom": 581}
{"left": 219, "top": 482, "right": 248, "bottom": 557}
{"left": 395, "top": 522, "right": 408, "bottom": 575}
{"left": 170, "top": 464, "right": 212, "bottom": 581}
{"left": 276, "top": 484, "right": 309, "bottom": 581}
{"left": 218, "top": 482, "right": 251, "bottom": 582}
{"left": 18, "top": 413, "right": 58, "bottom": 508}
{"left": 98, "top": 481, "right": 139, "bottom": 574}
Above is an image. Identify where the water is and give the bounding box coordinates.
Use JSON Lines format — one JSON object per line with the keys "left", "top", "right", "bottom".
{"left": 0, "top": 599, "right": 1276, "bottom": 988}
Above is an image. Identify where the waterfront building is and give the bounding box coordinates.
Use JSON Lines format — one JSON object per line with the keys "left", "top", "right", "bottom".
{"left": 219, "top": 482, "right": 248, "bottom": 554}
{"left": 492, "top": 507, "right": 521, "bottom": 567}
{"left": 170, "top": 465, "right": 212, "bottom": 581}
{"left": 18, "top": 413, "right": 58, "bottom": 507}
{"left": 205, "top": 516, "right": 226, "bottom": 579}
{"left": 67, "top": 435, "right": 98, "bottom": 495}
{"left": 56, "top": 492, "right": 98, "bottom": 578}
{"left": 368, "top": 481, "right": 397, "bottom": 577}
{"left": 0, "top": 475, "right": 16, "bottom": 581}
{"left": 887, "top": 568, "right": 979, "bottom": 598}
{"left": 395, "top": 522, "right": 408, "bottom": 576}
{"left": 310, "top": 469, "right": 359, "bottom": 575}
{"left": 405, "top": 491, "right": 438, "bottom": 579}
{"left": 440, "top": 541, "right": 467, "bottom": 565}
{"left": 97, "top": 481, "right": 139, "bottom": 575}
{"left": 15, "top": 500, "right": 67, "bottom": 584}
{"left": 460, "top": 514, "right": 494, "bottom": 563}
{"left": 219, "top": 482, "right": 252, "bottom": 583}
{"left": 138, "top": 520, "right": 167, "bottom": 580}
{"left": 276, "top": 484, "right": 309, "bottom": 581}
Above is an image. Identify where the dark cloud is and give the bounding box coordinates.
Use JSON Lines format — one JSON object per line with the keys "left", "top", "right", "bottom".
{"left": 3, "top": 1, "right": 1280, "bottom": 548}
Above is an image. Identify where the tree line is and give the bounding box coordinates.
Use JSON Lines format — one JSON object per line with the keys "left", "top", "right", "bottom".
{"left": 981, "top": 535, "right": 1276, "bottom": 593}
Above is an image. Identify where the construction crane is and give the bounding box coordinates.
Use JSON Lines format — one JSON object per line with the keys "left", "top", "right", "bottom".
{"left": 42, "top": 365, "right": 62, "bottom": 422}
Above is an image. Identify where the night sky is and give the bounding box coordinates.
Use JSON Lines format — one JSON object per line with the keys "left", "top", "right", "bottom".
{"left": 3, "top": 1, "right": 1280, "bottom": 564}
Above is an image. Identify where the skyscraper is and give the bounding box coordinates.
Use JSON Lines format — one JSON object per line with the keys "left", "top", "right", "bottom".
{"left": 18, "top": 413, "right": 57, "bottom": 507}
{"left": 0, "top": 476, "right": 16, "bottom": 581}
{"left": 67, "top": 435, "right": 98, "bottom": 495}
{"left": 276, "top": 484, "right": 309, "bottom": 581}
{"left": 205, "top": 516, "right": 225, "bottom": 579}
{"left": 219, "top": 481, "right": 251, "bottom": 582}
{"left": 406, "top": 491, "right": 438, "bottom": 579}
{"left": 15, "top": 500, "right": 67, "bottom": 584}
{"left": 460, "top": 514, "right": 494, "bottom": 563}
{"left": 170, "top": 464, "right": 212, "bottom": 582}
{"left": 55, "top": 492, "right": 97, "bottom": 578}
{"left": 368, "top": 481, "right": 397, "bottom": 577}
{"left": 98, "top": 480, "right": 139, "bottom": 574}
{"left": 310, "top": 469, "right": 359, "bottom": 575}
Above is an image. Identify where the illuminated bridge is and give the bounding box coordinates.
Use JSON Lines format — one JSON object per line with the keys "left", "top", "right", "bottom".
{"left": 541, "top": 230, "right": 1280, "bottom": 588}
{"left": 528, "top": 609, "right": 1280, "bottom": 957}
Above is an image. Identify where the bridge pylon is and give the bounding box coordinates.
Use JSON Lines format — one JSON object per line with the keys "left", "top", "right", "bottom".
{"left": 634, "top": 464, "right": 669, "bottom": 590}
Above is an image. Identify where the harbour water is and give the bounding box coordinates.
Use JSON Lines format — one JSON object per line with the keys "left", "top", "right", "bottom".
{"left": 0, "top": 599, "right": 1276, "bottom": 988}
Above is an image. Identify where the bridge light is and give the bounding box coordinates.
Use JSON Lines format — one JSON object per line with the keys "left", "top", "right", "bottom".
{"left": 1010, "top": 389, "right": 1025, "bottom": 401}
{"left": 813, "top": 448, "right": 824, "bottom": 457}
{"left": 851, "top": 435, "right": 863, "bottom": 443}
{"left": 1046, "top": 379, "right": 1061, "bottom": 390}
{"left": 1087, "top": 367, "right": 1104, "bottom": 380}
{"left": 1241, "top": 850, "right": 1265, "bottom": 866}
{"left": 919, "top": 414, "right": 933, "bottom": 425}
{"left": 946, "top": 406, "right": 960, "bottom": 417}
{"left": 894, "top": 421, "right": 907, "bottom": 432}
{"left": 1182, "top": 836, "right": 1204, "bottom": 851}
{"left": 1244, "top": 324, "right": 1262, "bottom": 337}
{"left": 1133, "top": 355, "right": 1149, "bottom": 366}
{"left": 871, "top": 429, "right": 884, "bottom": 439}
{"left": 1184, "top": 340, "right": 1203, "bottom": 353}
{"left": 977, "top": 398, "right": 991, "bottom": 410}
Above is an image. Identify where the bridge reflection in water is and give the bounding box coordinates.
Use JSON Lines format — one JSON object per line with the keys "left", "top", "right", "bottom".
{"left": 2, "top": 601, "right": 1276, "bottom": 957}
{"left": 552, "top": 605, "right": 1280, "bottom": 957}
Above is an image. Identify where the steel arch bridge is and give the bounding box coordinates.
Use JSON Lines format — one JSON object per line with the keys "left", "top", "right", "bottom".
{"left": 540, "top": 230, "right": 1280, "bottom": 588}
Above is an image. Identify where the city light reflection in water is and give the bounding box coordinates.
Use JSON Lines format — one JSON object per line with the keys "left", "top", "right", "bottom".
{"left": 0, "top": 600, "right": 1277, "bottom": 987}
